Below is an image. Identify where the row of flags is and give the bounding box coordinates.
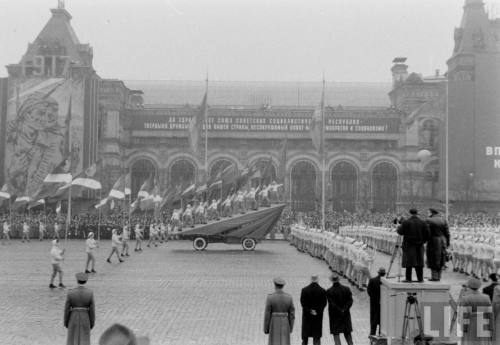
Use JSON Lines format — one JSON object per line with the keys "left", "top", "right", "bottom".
{"left": 1, "top": 78, "right": 326, "bottom": 212}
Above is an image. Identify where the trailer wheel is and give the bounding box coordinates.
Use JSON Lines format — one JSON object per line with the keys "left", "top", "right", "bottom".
{"left": 193, "top": 237, "right": 208, "bottom": 251}
{"left": 242, "top": 238, "right": 256, "bottom": 251}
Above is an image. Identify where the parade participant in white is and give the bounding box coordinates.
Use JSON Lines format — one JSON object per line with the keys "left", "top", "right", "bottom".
{"left": 85, "top": 232, "right": 98, "bottom": 274}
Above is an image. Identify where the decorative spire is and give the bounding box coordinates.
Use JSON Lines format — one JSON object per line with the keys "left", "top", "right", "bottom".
{"left": 58, "top": 0, "right": 65, "bottom": 10}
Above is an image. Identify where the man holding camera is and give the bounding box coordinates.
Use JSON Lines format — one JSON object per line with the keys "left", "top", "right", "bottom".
{"left": 425, "top": 208, "right": 450, "bottom": 282}
{"left": 397, "top": 209, "right": 430, "bottom": 283}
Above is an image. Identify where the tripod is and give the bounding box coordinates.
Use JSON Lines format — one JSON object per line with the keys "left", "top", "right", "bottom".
{"left": 402, "top": 293, "right": 426, "bottom": 344}
{"left": 386, "top": 235, "right": 403, "bottom": 281}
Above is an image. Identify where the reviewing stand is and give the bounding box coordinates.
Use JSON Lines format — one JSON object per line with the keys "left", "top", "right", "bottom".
{"left": 379, "top": 278, "right": 451, "bottom": 345}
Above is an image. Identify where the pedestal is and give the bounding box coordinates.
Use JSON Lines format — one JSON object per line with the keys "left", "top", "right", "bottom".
{"left": 380, "top": 278, "right": 451, "bottom": 345}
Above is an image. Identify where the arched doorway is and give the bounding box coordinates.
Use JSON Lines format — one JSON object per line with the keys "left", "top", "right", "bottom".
{"left": 331, "top": 161, "right": 357, "bottom": 212}
{"left": 169, "top": 159, "right": 196, "bottom": 188}
{"left": 249, "top": 159, "right": 277, "bottom": 188}
{"left": 130, "top": 158, "right": 157, "bottom": 198}
{"left": 372, "top": 162, "right": 398, "bottom": 212}
{"left": 291, "top": 161, "right": 317, "bottom": 211}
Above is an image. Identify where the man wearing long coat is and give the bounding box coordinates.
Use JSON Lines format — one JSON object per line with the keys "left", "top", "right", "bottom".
{"left": 300, "top": 276, "right": 327, "bottom": 345}
{"left": 64, "top": 273, "right": 95, "bottom": 345}
{"left": 397, "top": 209, "right": 430, "bottom": 282}
{"left": 425, "top": 208, "right": 450, "bottom": 281}
{"left": 459, "top": 278, "right": 493, "bottom": 345}
{"left": 367, "top": 267, "right": 386, "bottom": 335}
{"left": 264, "top": 277, "right": 295, "bottom": 345}
{"left": 326, "top": 273, "right": 354, "bottom": 345}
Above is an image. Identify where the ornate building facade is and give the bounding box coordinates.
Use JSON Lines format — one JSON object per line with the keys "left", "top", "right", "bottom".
{"left": 1, "top": 0, "right": 498, "bottom": 213}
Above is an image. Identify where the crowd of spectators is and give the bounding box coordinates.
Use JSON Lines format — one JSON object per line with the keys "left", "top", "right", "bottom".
{"left": 1, "top": 206, "right": 499, "bottom": 240}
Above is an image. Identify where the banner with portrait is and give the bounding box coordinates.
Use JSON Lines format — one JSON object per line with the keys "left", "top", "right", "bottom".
{"left": 4, "top": 77, "right": 85, "bottom": 198}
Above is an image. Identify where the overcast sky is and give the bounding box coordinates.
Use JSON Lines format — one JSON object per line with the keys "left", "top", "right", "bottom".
{"left": 0, "top": 0, "right": 499, "bottom": 82}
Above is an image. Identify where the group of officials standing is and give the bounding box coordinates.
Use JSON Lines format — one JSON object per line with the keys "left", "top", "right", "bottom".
{"left": 396, "top": 208, "right": 450, "bottom": 282}
{"left": 264, "top": 274, "right": 354, "bottom": 345}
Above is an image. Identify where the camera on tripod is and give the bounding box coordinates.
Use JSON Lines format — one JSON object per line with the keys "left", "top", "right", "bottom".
{"left": 406, "top": 292, "right": 417, "bottom": 304}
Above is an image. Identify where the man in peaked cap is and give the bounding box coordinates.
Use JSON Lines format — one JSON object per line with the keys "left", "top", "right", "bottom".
{"left": 367, "top": 267, "right": 386, "bottom": 336}
{"left": 459, "top": 278, "right": 493, "bottom": 345}
{"left": 264, "top": 277, "right": 295, "bottom": 345}
{"left": 64, "top": 272, "right": 95, "bottom": 345}
{"left": 397, "top": 208, "right": 430, "bottom": 282}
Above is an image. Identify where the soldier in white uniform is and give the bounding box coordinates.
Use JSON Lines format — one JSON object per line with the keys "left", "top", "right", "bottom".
{"left": 2, "top": 218, "right": 11, "bottom": 245}
{"left": 121, "top": 222, "right": 130, "bottom": 256}
{"left": 39, "top": 220, "right": 46, "bottom": 241}
{"left": 21, "top": 221, "right": 30, "bottom": 242}
{"left": 49, "top": 239, "right": 65, "bottom": 288}
{"left": 134, "top": 222, "right": 143, "bottom": 252}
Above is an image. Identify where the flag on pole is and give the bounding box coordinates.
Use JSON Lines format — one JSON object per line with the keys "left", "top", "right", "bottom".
{"left": 108, "top": 175, "right": 126, "bottom": 199}
{"left": 94, "top": 197, "right": 108, "bottom": 209}
{"left": 309, "top": 83, "right": 325, "bottom": 153}
{"left": 137, "top": 177, "right": 153, "bottom": 199}
{"left": 181, "top": 183, "right": 196, "bottom": 197}
{"left": 124, "top": 173, "right": 131, "bottom": 196}
{"left": 56, "top": 201, "right": 62, "bottom": 215}
{"left": 71, "top": 162, "right": 101, "bottom": 190}
{"left": 13, "top": 196, "right": 31, "bottom": 206}
{"left": 28, "top": 198, "right": 45, "bottom": 210}
{"left": 0, "top": 184, "right": 11, "bottom": 200}
{"left": 188, "top": 91, "right": 208, "bottom": 153}
{"left": 35, "top": 157, "right": 72, "bottom": 200}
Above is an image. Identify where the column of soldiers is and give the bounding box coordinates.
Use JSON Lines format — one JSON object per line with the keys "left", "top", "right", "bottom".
{"left": 292, "top": 220, "right": 500, "bottom": 283}
{"left": 290, "top": 225, "right": 375, "bottom": 291}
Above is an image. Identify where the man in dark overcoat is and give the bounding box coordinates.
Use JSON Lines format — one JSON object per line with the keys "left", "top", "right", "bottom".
{"left": 425, "top": 208, "right": 450, "bottom": 281}
{"left": 397, "top": 209, "right": 430, "bottom": 282}
{"left": 326, "top": 273, "right": 354, "bottom": 345}
{"left": 300, "top": 275, "right": 327, "bottom": 345}
{"left": 64, "top": 272, "right": 95, "bottom": 345}
{"left": 367, "top": 267, "right": 386, "bottom": 335}
{"left": 264, "top": 277, "right": 295, "bottom": 345}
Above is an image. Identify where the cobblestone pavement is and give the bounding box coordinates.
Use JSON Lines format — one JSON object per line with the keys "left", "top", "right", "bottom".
{"left": 0, "top": 239, "right": 467, "bottom": 345}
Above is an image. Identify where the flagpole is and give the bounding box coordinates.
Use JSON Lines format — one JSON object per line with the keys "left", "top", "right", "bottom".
{"left": 204, "top": 75, "right": 209, "bottom": 181}
{"left": 98, "top": 189, "right": 102, "bottom": 242}
{"left": 321, "top": 77, "right": 326, "bottom": 231}
{"left": 128, "top": 169, "right": 132, "bottom": 229}
{"left": 445, "top": 79, "right": 449, "bottom": 222}
{"left": 65, "top": 182, "right": 72, "bottom": 248}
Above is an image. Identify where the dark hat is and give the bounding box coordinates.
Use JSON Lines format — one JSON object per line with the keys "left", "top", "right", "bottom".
{"left": 273, "top": 277, "right": 285, "bottom": 286}
{"left": 75, "top": 272, "right": 88, "bottom": 282}
{"left": 467, "top": 278, "right": 481, "bottom": 290}
{"left": 429, "top": 208, "right": 439, "bottom": 215}
{"left": 378, "top": 267, "right": 386, "bottom": 274}
{"left": 409, "top": 208, "right": 418, "bottom": 215}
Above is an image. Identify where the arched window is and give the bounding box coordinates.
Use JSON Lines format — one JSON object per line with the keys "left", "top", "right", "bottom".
{"left": 372, "top": 162, "right": 398, "bottom": 212}
{"left": 331, "top": 162, "right": 357, "bottom": 212}
{"left": 130, "top": 159, "right": 157, "bottom": 199}
{"left": 169, "top": 159, "right": 196, "bottom": 188}
{"left": 291, "top": 161, "right": 317, "bottom": 211}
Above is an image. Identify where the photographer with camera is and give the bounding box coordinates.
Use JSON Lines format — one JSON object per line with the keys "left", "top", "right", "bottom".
{"left": 425, "top": 208, "right": 450, "bottom": 282}
{"left": 396, "top": 209, "right": 430, "bottom": 283}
